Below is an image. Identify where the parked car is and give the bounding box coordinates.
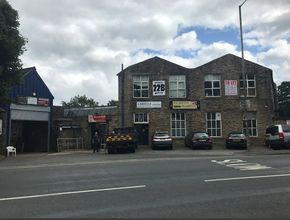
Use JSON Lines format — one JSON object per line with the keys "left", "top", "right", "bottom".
{"left": 265, "top": 124, "right": 290, "bottom": 149}
{"left": 226, "top": 132, "right": 247, "bottom": 149}
{"left": 184, "top": 132, "right": 212, "bottom": 149}
{"left": 151, "top": 131, "right": 173, "bottom": 150}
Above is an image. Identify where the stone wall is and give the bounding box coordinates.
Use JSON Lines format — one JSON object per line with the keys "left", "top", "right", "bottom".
{"left": 118, "top": 54, "right": 275, "bottom": 147}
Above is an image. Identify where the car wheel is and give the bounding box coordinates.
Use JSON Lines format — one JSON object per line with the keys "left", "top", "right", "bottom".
{"left": 208, "top": 146, "right": 212, "bottom": 150}
{"left": 108, "top": 149, "right": 114, "bottom": 154}
{"left": 191, "top": 144, "right": 194, "bottom": 150}
{"left": 169, "top": 145, "right": 173, "bottom": 150}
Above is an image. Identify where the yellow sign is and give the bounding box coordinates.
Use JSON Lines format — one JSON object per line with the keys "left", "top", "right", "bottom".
{"left": 171, "top": 101, "right": 200, "bottom": 110}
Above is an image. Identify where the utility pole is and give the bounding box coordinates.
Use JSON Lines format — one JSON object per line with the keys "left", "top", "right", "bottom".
{"left": 239, "top": 0, "right": 250, "bottom": 151}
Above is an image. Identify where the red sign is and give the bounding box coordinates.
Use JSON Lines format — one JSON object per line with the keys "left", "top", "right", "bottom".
{"left": 88, "top": 114, "right": 107, "bottom": 123}
{"left": 38, "top": 98, "right": 49, "bottom": 106}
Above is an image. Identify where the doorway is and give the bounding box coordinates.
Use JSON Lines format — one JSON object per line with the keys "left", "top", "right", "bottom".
{"left": 10, "top": 120, "right": 48, "bottom": 152}
{"left": 134, "top": 124, "right": 149, "bottom": 145}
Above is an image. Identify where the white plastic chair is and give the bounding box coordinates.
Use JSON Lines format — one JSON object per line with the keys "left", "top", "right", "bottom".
{"left": 6, "top": 146, "right": 16, "bottom": 157}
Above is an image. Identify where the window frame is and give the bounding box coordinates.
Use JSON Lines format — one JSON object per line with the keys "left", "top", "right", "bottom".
{"left": 242, "top": 112, "right": 258, "bottom": 137}
{"left": 239, "top": 74, "right": 256, "bottom": 97}
{"left": 133, "top": 76, "right": 149, "bottom": 98}
{"left": 204, "top": 74, "right": 221, "bottom": 97}
{"left": 171, "top": 112, "right": 186, "bottom": 137}
{"left": 169, "top": 75, "right": 186, "bottom": 98}
{"left": 206, "top": 112, "right": 222, "bottom": 137}
{"left": 133, "top": 113, "right": 149, "bottom": 124}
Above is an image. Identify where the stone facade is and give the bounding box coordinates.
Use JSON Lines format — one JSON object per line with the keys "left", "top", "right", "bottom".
{"left": 117, "top": 54, "right": 276, "bottom": 147}
{"left": 52, "top": 106, "right": 118, "bottom": 152}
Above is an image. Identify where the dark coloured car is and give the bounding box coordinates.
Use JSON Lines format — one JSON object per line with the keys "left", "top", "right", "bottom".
{"left": 184, "top": 132, "right": 212, "bottom": 149}
{"left": 226, "top": 132, "right": 247, "bottom": 149}
{"left": 151, "top": 131, "right": 173, "bottom": 150}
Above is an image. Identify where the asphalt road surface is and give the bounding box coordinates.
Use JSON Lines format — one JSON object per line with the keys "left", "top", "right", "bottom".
{"left": 1, "top": 150, "right": 290, "bottom": 218}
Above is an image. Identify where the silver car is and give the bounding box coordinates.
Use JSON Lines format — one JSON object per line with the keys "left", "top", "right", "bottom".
{"left": 151, "top": 131, "right": 173, "bottom": 150}
{"left": 265, "top": 124, "right": 290, "bottom": 149}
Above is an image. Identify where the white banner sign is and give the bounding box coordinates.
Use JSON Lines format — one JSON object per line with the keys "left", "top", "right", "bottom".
{"left": 153, "top": 81, "right": 165, "bottom": 96}
{"left": 137, "top": 101, "right": 162, "bottom": 108}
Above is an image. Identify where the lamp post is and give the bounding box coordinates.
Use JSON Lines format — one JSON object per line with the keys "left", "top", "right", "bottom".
{"left": 239, "top": 0, "right": 250, "bottom": 151}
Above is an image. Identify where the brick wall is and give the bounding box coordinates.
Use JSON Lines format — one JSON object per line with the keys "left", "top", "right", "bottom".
{"left": 118, "top": 54, "right": 275, "bottom": 147}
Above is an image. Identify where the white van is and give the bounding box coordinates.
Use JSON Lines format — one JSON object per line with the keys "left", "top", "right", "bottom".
{"left": 265, "top": 124, "right": 290, "bottom": 149}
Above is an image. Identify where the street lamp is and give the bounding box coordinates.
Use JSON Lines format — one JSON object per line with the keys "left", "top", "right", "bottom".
{"left": 239, "top": 0, "right": 250, "bottom": 151}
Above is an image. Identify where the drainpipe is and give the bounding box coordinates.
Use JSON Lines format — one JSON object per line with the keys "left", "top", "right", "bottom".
{"left": 121, "top": 64, "right": 124, "bottom": 127}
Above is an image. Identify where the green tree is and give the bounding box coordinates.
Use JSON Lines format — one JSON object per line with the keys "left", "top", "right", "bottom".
{"left": 0, "top": 0, "right": 27, "bottom": 104}
{"left": 277, "top": 81, "right": 290, "bottom": 117}
{"left": 61, "top": 94, "right": 99, "bottom": 108}
{"left": 107, "top": 99, "right": 118, "bottom": 106}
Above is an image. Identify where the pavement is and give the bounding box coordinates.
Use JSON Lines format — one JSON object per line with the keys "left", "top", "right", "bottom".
{"left": 1, "top": 144, "right": 290, "bottom": 163}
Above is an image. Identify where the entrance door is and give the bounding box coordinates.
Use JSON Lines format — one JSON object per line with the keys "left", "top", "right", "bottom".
{"left": 11, "top": 120, "right": 48, "bottom": 152}
{"left": 135, "top": 124, "right": 149, "bottom": 145}
{"left": 91, "top": 123, "right": 108, "bottom": 149}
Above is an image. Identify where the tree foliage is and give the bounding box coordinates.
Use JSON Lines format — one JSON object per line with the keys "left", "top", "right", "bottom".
{"left": 0, "top": 0, "right": 28, "bottom": 104}
{"left": 277, "top": 81, "right": 290, "bottom": 117}
{"left": 61, "top": 94, "right": 99, "bottom": 108}
{"left": 107, "top": 99, "right": 118, "bottom": 106}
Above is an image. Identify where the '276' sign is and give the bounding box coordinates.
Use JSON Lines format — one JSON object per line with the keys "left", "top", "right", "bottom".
{"left": 153, "top": 81, "right": 165, "bottom": 96}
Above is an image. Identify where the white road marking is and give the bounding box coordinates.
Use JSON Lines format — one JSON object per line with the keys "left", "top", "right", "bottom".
{"left": 211, "top": 159, "right": 272, "bottom": 170}
{"left": 205, "top": 173, "right": 290, "bottom": 182}
{"left": 0, "top": 185, "right": 146, "bottom": 201}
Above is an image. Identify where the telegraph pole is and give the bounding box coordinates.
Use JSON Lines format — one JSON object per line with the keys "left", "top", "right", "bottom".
{"left": 239, "top": 0, "right": 250, "bottom": 151}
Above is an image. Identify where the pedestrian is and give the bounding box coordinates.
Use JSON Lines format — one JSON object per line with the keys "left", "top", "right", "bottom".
{"left": 92, "top": 131, "right": 100, "bottom": 153}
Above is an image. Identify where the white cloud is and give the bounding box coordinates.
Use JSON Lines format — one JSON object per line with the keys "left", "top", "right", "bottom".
{"left": 7, "top": 0, "right": 290, "bottom": 105}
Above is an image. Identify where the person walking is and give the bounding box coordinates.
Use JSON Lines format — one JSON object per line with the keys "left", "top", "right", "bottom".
{"left": 92, "top": 131, "right": 100, "bottom": 153}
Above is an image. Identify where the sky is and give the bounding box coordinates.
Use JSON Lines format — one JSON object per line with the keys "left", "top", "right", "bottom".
{"left": 8, "top": 0, "right": 290, "bottom": 106}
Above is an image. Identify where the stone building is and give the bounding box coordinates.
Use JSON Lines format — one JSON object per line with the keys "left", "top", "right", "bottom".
{"left": 116, "top": 54, "right": 276, "bottom": 147}
{"left": 52, "top": 106, "right": 118, "bottom": 152}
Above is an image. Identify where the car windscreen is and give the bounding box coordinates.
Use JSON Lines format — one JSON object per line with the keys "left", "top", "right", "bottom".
{"left": 155, "top": 133, "right": 169, "bottom": 137}
{"left": 193, "top": 133, "right": 208, "bottom": 138}
{"left": 229, "top": 134, "right": 245, "bottom": 138}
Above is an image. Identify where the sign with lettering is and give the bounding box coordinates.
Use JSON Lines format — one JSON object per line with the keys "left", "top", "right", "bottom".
{"left": 137, "top": 102, "right": 161, "bottom": 108}
{"left": 170, "top": 101, "right": 200, "bottom": 110}
{"left": 153, "top": 81, "right": 165, "bottom": 96}
{"left": 240, "top": 100, "right": 250, "bottom": 109}
{"left": 225, "top": 80, "right": 237, "bottom": 95}
{"left": 88, "top": 114, "right": 107, "bottom": 123}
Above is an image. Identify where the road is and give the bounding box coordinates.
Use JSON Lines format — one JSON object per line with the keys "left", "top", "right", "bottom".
{"left": 1, "top": 149, "right": 290, "bottom": 218}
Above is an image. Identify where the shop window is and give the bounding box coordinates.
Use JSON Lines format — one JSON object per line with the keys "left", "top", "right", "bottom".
{"left": 171, "top": 113, "right": 186, "bottom": 137}
{"left": 169, "top": 75, "right": 186, "bottom": 98}
{"left": 239, "top": 74, "right": 256, "bottom": 97}
{"left": 133, "top": 76, "right": 149, "bottom": 98}
{"left": 206, "top": 112, "right": 222, "bottom": 137}
{"left": 205, "top": 75, "right": 221, "bottom": 97}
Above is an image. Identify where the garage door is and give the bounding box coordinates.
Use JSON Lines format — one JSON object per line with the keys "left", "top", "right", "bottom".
{"left": 10, "top": 104, "right": 50, "bottom": 121}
